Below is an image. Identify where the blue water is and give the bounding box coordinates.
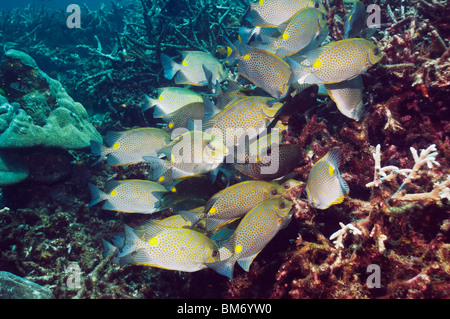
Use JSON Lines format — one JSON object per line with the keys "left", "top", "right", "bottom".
{"left": 1, "top": 0, "right": 117, "bottom": 12}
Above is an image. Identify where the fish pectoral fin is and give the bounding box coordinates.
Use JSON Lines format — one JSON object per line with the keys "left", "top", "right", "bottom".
{"left": 205, "top": 217, "right": 227, "bottom": 232}
{"left": 131, "top": 249, "right": 156, "bottom": 266}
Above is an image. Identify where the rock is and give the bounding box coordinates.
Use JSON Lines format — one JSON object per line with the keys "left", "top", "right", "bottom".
{"left": 0, "top": 49, "right": 102, "bottom": 149}
{"left": 0, "top": 150, "right": 29, "bottom": 186}
{"left": 0, "top": 271, "right": 54, "bottom": 299}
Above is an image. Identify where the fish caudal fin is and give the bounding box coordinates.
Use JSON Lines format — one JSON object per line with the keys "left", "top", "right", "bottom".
{"left": 102, "top": 239, "right": 117, "bottom": 258}
{"left": 88, "top": 183, "right": 107, "bottom": 207}
{"left": 224, "top": 38, "right": 238, "bottom": 66}
{"left": 143, "top": 156, "right": 170, "bottom": 181}
{"left": 142, "top": 94, "right": 156, "bottom": 113}
{"left": 119, "top": 225, "right": 142, "bottom": 258}
{"left": 206, "top": 258, "right": 236, "bottom": 280}
{"left": 90, "top": 140, "right": 108, "bottom": 166}
{"left": 161, "top": 53, "right": 180, "bottom": 80}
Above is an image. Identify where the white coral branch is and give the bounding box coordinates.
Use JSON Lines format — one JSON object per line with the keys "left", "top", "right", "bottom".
{"left": 329, "top": 222, "right": 362, "bottom": 249}
{"left": 366, "top": 144, "right": 445, "bottom": 203}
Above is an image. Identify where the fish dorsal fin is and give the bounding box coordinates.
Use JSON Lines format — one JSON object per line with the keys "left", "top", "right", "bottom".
{"left": 321, "top": 148, "right": 343, "bottom": 168}
{"left": 205, "top": 217, "right": 227, "bottom": 232}
{"left": 141, "top": 222, "right": 168, "bottom": 241}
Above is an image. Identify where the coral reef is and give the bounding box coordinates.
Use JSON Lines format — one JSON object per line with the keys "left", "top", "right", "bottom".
{"left": 0, "top": 0, "right": 448, "bottom": 299}
{"left": 0, "top": 49, "right": 102, "bottom": 149}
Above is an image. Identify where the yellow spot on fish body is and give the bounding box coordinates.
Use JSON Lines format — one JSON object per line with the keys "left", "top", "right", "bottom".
{"left": 243, "top": 53, "right": 251, "bottom": 60}
{"left": 182, "top": 60, "right": 188, "bottom": 67}
{"left": 171, "top": 154, "right": 175, "bottom": 163}
{"left": 282, "top": 32, "right": 289, "bottom": 41}
{"left": 209, "top": 207, "right": 217, "bottom": 215}
{"left": 110, "top": 190, "right": 117, "bottom": 197}
{"left": 329, "top": 165, "right": 334, "bottom": 176}
{"left": 168, "top": 122, "right": 174, "bottom": 129}
{"left": 158, "top": 95, "right": 164, "bottom": 101}
{"left": 158, "top": 176, "right": 165, "bottom": 182}
{"left": 235, "top": 244, "right": 242, "bottom": 253}
{"left": 148, "top": 237, "right": 158, "bottom": 246}
{"left": 313, "top": 59, "right": 322, "bottom": 69}
{"left": 171, "top": 187, "right": 177, "bottom": 193}
{"left": 258, "top": 0, "right": 264, "bottom": 5}
{"left": 113, "top": 142, "right": 120, "bottom": 149}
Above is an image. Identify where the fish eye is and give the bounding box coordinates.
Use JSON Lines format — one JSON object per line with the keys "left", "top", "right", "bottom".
{"left": 322, "top": 13, "right": 325, "bottom": 20}
{"left": 283, "top": 182, "right": 290, "bottom": 190}
{"left": 270, "top": 188, "right": 278, "bottom": 195}
{"left": 207, "top": 143, "right": 216, "bottom": 152}
{"left": 279, "top": 202, "right": 286, "bottom": 209}
{"left": 314, "top": 2, "right": 320, "bottom": 8}
{"left": 373, "top": 48, "right": 380, "bottom": 55}
{"left": 212, "top": 250, "right": 218, "bottom": 257}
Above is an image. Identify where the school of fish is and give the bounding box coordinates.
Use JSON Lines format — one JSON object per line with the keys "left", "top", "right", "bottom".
{"left": 89, "top": 1, "right": 381, "bottom": 279}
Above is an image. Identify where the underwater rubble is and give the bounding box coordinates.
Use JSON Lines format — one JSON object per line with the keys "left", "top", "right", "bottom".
{"left": 0, "top": 0, "right": 449, "bottom": 299}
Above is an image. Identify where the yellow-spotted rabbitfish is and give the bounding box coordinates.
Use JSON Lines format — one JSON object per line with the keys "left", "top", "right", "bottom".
{"left": 161, "top": 51, "right": 228, "bottom": 86}
{"left": 157, "top": 102, "right": 208, "bottom": 135}
{"left": 325, "top": 75, "right": 365, "bottom": 121}
{"left": 235, "top": 143, "right": 303, "bottom": 180}
{"left": 253, "top": 8, "right": 328, "bottom": 58}
{"left": 144, "top": 131, "right": 229, "bottom": 183}
{"left": 142, "top": 87, "right": 203, "bottom": 117}
{"left": 343, "top": 1, "right": 367, "bottom": 39}
{"left": 306, "top": 148, "right": 350, "bottom": 209}
{"left": 90, "top": 128, "right": 171, "bottom": 166}
{"left": 206, "top": 198, "right": 294, "bottom": 279}
{"left": 107, "top": 223, "right": 219, "bottom": 272}
{"left": 203, "top": 180, "right": 287, "bottom": 231}
{"left": 246, "top": 0, "right": 326, "bottom": 27}
{"left": 225, "top": 40, "right": 292, "bottom": 99}
{"left": 203, "top": 96, "right": 283, "bottom": 147}
{"left": 88, "top": 180, "right": 173, "bottom": 214}
{"left": 287, "top": 38, "right": 383, "bottom": 85}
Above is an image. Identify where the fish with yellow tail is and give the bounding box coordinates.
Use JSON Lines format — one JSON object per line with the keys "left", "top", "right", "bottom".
{"left": 88, "top": 180, "right": 174, "bottom": 214}
{"left": 305, "top": 148, "right": 350, "bottom": 209}
{"left": 246, "top": 0, "right": 326, "bottom": 27}
{"left": 90, "top": 127, "right": 171, "bottom": 166}
{"left": 142, "top": 87, "right": 203, "bottom": 117}
{"left": 206, "top": 198, "right": 294, "bottom": 279}
{"left": 202, "top": 180, "right": 288, "bottom": 231}
{"left": 203, "top": 96, "right": 283, "bottom": 147}
{"left": 225, "top": 40, "right": 292, "bottom": 99}
{"left": 287, "top": 38, "right": 383, "bottom": 85}
{"left": 105, "top": 222, "right": 220, "bottom": 272}
{"left": 252, "top": 8, "right": 328, "bottom": 58}
{"left": 161, "top": 51, "right": 227, "bottom": 86}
